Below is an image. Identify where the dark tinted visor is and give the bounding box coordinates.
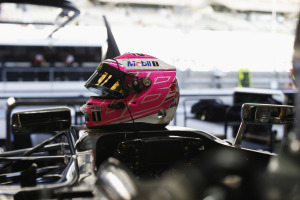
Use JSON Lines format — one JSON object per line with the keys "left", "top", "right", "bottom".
{"left": 85, "top": 63, "right": 133, "bottom": 98}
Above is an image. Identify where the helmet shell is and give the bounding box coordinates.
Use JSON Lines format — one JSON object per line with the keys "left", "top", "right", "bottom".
{"left": 81, "top": 53, "right": 179, "bottom": 129}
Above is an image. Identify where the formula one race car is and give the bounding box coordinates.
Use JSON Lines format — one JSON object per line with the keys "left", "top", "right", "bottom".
{"left": 0, "top": 101, "right": 297, "bottom": 200}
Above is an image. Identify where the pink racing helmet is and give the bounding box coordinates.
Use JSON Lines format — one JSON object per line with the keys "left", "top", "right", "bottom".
{"left": 80, "top": 53, "right": 179, "bottom": 129}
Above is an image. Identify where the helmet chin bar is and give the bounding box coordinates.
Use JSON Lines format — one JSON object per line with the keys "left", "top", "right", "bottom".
{"left": 108, "top": 102, "right": 126, "bottom": 110}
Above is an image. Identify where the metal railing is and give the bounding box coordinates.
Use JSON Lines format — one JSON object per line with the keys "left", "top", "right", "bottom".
{"left": 0, "top": 65, "right": 292, "bottom": 89}
{"left": 1, "top": 66, "right": 96, "bottom": 82}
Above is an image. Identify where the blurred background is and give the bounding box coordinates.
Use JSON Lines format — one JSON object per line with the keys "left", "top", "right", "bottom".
{"left": 0, "top": 0, "right": 299, "bottom": 143}
{"left": 0, "top": 0, "right": 299, "bottom": 86}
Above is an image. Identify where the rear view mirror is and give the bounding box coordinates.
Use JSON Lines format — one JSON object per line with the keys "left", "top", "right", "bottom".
{"left": 12, "top": 107, "right": 71, "bottom": 134}
{"left": 242, "top": 103, "right": 295, "bottom": 125}
{"left": 234, "top": 103, "right": 295, "bottom": 147}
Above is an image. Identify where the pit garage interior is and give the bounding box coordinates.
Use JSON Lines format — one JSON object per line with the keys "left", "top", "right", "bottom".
{"left": 0, "top": 0, "right": 299, "bottom": 199}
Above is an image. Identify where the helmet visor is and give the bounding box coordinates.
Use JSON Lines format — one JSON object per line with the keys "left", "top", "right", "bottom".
{"left": 85, "top": 63, "right": 133, "bottom": 98}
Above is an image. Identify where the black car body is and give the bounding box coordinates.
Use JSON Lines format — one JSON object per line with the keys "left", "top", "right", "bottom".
{"left": 0, "top": 104, "right": 286, "bottom": 199}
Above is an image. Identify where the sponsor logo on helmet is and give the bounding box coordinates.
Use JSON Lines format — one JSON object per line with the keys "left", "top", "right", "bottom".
{"left": 128, "top": 60, "right": 159, "bottom": 67}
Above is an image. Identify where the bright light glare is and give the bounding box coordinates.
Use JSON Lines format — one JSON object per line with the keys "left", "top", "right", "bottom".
{"left": 114, "top": 26, "right": 294, "bottom": 72}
